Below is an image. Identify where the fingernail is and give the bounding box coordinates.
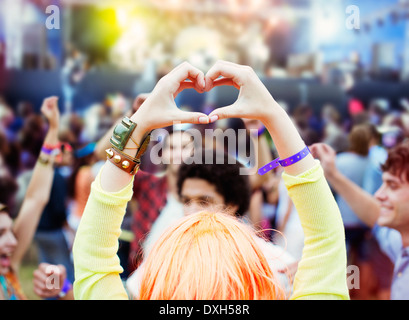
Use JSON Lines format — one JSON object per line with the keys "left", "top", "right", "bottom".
{"left": 199, "top": 116, "right": 209, "bottom": 124}
{"left": 210, "top": 115, "right": 219, "bottom": 123}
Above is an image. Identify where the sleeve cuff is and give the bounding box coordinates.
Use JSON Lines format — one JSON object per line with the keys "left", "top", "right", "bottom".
{"left": 282, "top": 160, "right": 323, "bottom": 189}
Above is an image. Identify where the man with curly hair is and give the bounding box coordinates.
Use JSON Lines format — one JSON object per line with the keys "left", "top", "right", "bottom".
{"left": 177, "top": 149, "right": 251, "bottom": 218}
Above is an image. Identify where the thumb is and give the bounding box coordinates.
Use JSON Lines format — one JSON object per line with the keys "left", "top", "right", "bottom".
{"left": 208, "top": 103, "right": 239, "bottom": 122}
{"left": 173, "top": 110, "right": 210, "bottom": 125}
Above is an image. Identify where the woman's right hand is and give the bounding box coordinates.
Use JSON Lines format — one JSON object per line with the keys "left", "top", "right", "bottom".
{"left": 205, "top": 60, "right": 315, "bottom": 176}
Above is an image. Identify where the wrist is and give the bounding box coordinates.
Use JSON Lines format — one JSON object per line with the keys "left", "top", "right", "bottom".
{"left": 129, "top": 108, "right": 152, "bottom": 134}
{"left": 49, "top": 124, "right": 59, "bottom": 131}
{"left": 57, "top": 278, "right": 72, "bottom": 299}
{"left": 121, "top": 126, "right": 149, "bottom": 159}
{"left": 260, "top": 100, "right": 285, "bottom": 126}
{"left": 44, "top": 129, "right": 59, "bottom": 145}
{"left": 106, "top": 116, "right": 151, "bottom": 175}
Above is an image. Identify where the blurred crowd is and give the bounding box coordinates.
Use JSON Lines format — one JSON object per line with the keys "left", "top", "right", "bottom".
{"left": 0, "top": 67, "right": 409, "bottom": 299}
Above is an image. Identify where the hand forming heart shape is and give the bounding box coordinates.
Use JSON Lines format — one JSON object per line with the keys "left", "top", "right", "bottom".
{"left": 130, "top": 60, "right": 279, "bottom": 134}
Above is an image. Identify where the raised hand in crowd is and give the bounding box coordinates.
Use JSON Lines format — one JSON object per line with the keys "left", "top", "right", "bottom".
{"left": 0, "top": 96, "right": 62, "bottom": 300}
{"left": 11, "top": 97, "right": 61, "bottom": 271}
{"left": 310, "top": 142, "right": 380, "bottom": 227}
{"left": 33, "top": 263, "right": 73, "bottom": 300}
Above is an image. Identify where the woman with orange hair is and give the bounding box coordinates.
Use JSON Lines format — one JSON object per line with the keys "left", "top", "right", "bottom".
{"left": 73, "top": 61, "right": 349, "bottom": 300}
{"left": 139, "top": 210, "right": 284, "bottom": 300}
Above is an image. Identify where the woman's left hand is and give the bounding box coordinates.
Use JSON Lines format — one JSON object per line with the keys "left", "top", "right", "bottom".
{"left": 130, "top": 62, "right": 210, "bottom": 134}
{"left": 40, "top": 96, "right": 60, "bottom": 130}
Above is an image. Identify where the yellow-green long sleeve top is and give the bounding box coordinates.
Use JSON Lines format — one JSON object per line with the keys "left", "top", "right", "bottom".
{"left": 73, "top": 161, "right": 349, "bottom": 300}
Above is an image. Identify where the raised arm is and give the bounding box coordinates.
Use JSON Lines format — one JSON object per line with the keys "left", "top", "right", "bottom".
{"left": 242, "top": 118, "right": 274, "bottom": 190}
{"left": 94, "top": 93, "right": 150, "bottom": 161}
{"left": 310, "top": 142, "right": 380, "bottom": 228}
{"left": 206, "top": 61, "right": 316, "bottom": 176}
{"left": 12, "top": 97, "right": 60, "bottom": 271}
{"left": 206, "top": 61, "right": 349, "bottom": 300}
{"left": 73, "top": 62, "right": 210, "bottom": 299}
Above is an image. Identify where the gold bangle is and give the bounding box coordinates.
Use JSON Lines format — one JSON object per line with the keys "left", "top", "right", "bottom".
{"left": 37, "top": 155, "right": 50, "bottom": 166}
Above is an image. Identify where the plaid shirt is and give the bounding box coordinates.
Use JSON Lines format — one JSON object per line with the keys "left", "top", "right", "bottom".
{"left": 129, "top": 170, "right": 168, "bottom": 271}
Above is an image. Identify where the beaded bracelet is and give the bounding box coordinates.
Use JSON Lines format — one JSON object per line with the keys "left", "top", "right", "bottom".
{"left": 258, "top": 146, "right": 310, "bottom": 175}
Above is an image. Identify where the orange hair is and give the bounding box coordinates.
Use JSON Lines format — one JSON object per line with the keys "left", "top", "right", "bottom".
{"left": 138, "top": 211, "right": 285, "bottom": 300}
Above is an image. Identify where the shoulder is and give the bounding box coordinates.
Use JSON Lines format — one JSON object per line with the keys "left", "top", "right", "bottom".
{"left": 372, "top": 224, "right": 402, "bottom": 263}
{"left": 253, "top": 235, "right": 295, "bottom": 266}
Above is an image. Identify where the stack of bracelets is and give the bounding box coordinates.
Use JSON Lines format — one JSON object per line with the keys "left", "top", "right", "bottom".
{"left": 38, "top": 143, "right": 61, "bottom": 165}
{"left": 105, "top": 117, "right": 151, "bottom": 175}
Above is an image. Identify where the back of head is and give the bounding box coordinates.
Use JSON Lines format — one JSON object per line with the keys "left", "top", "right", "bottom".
{"left": 176, "top": 149, "right": 251, "bottom": 216}
{"left": 382, "top": 140, "right": 409, "bottom": 182}
{"left": 139, "top": 211, "right": 284, "bottom": 300}
{"left": 348, "top": 124, "right": 371, "bottom": 156}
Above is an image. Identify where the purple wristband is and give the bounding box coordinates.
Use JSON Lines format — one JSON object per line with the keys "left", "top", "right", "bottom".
{"left": 258, "top": 146, "right": 310, "bottom": 175}
{"left": 41, "top": 146, "right": 53, "bottom": 155}
{"left": 58, "top": 278, "right": 72, "bottom": 298}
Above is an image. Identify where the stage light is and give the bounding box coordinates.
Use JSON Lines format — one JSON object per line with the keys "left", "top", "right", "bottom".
{"left": 314, "top": 12, "right": 341, "bottom": 41}
{"left": 116, "top": 8, "right": 129, "bottom": 29}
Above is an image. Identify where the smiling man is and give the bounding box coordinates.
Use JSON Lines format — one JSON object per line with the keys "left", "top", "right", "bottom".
{"left": 311, "top": 141, "right": 409, "bottom": 300}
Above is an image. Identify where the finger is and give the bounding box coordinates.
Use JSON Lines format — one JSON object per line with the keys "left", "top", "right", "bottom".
{"left": 42, "top": 96, "right": 59, "bottom": 109}
{"left": 322, "top": 143, "right": 335, "bottom": 155}
{"left": 207, "top": 103, "right": 239, "bottom": 122}
{"left": 211, "top": 78, "right": 241, "bottom": 90}
{"left": 33, "top": 271, "right": 48, "bottom": 289}
{"left": 174, "top": 81, "right": 197, "bottom": 97}
{"left": 38, "top": 262, "right": 51, "bottom": 271}
{"left": 33, "top": 276, "right": 47, "bottom": 291}
{"left": 44, "top": 264, "right": 63, "bottom": 277}
{"left": 33, "top": 268, "right": 48, "bottom": 280}
{"left": 171, "top": 62, "right": 205, "bottom": 90}
{"left": 309, "top": 144, "right": 319, "bottom": 158}
{"left": 205, "top": 60, "right": 245, "bottom": 91}
{"left": 172, "top": 110, "right": 210, "bottom": 125}
{"left": 33, "top": 283, "right": 46, "bottom": 297}
{"left": 57, "top": 264, "right": 67, "bottom": 278}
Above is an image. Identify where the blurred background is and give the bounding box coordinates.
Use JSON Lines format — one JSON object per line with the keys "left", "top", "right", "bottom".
{"left": 0, "top": 0, "right": 408, "bottom": 115}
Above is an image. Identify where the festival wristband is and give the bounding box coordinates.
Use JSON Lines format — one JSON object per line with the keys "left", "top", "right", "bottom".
{"left": 41, "top": 144, "right": 59, "bottom": 155}
{"left": 258, "top": 146, "right": 310, "bottom": 175}
{"left": 58, "top": 279, "right": 72, "bottom": 299}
